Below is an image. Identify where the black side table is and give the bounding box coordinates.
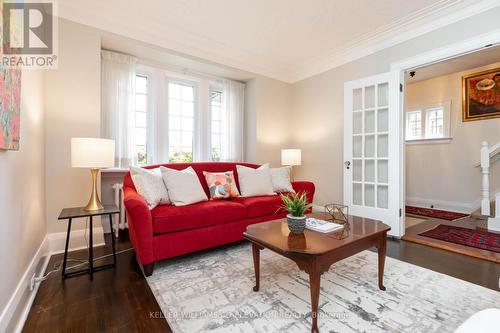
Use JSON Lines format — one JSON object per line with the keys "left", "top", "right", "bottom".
{"left": 58, "top": 205, "right": 120, "bottom": 280}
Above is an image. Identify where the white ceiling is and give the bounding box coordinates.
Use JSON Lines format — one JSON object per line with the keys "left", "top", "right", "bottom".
{"left": 405, "top": 45, "right": 500, "bottom": 83}
{"left": 58, "top": 0, "right": 500, "bottom": 82}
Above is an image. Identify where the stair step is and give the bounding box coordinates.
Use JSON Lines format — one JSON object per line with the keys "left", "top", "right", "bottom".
{"left": 471, "top": 200, "right": 495, "bottom": 220}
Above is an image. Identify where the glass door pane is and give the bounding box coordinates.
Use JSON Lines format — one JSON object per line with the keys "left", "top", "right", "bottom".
{"left": 350, "top": 82, "right": 390, "bottom": 208}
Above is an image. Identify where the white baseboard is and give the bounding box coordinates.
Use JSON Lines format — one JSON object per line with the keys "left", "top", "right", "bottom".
{"left": 405, "top": 196, "right": 476, "bottom": 214}
{"left": 0, "top": 237, "right": 50, "bottom": 333}
{"left": 0, "top": 227, "right": 107, "bottom": 333}
{"left": 48, "top": 226, "right": 105, "bottom": 254}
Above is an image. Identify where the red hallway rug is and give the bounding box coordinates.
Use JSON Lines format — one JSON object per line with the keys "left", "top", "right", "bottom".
{"left": 406, "top": 205, "right": 469, "bottom": 221}
{"left": 419, "top": 224, "right": 500, "bottom": 253}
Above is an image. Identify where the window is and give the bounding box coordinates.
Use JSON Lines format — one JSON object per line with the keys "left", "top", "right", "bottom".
{"left": 125, "top": 64, "right": 244, "bottom": 166}
{"left": 168, "top": 82, "right": 195, "bottom": 163}
{"left": 135, "top": 74, "right": 148, "bottom": 165}
{"left": 406, "top": 111, "right": 422, "bottom": 140}
{"left": 405, "top": 100, "right": 451, "bottom": 142}
{"left": 210, "top": 89, "right": 223, "bottom": 161}
{"left": 426, "top": 107, "right": 443, "bottom": 138}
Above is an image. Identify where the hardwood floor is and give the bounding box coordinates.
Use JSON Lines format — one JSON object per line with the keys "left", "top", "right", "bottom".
{"left": 22, "top": 231, "right": 172, "bottom": 333}
{"left": 403, "top": 216, "right": 500, "bottom": 264}
{"left": 23, "top": 230, "right": 500, "bottom": 333}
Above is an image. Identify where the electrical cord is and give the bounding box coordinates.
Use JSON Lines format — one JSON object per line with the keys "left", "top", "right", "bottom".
{"left": 33, "top": 218, "right": 133, "bottom": 284}
{"left": 34, "top": 248, "right": 134, "bottom": 283}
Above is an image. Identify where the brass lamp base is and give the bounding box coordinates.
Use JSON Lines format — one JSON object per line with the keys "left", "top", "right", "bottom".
{"left": 84, "top": 168, "right": 104, "bottom": 211}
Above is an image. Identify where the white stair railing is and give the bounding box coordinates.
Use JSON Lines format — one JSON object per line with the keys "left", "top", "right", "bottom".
{"left": 480, "top": 141, "right": 491, "bottom": 216}
{"left": 480, "top": 141, "right": 500, "bottom": 232}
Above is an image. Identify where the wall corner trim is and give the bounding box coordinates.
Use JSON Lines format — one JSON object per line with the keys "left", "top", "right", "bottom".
{"left": 0, "top": 237, "right": 50, "bottom": 333}
{"left": 0, "top": 227, "right": 106, "bottom": 333}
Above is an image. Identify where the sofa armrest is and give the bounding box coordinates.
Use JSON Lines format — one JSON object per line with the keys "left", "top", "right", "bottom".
{"left": 292, "top": 181, "right": 315, "bottom": 205}
{"left": 123, "top": 186, "right": 154, "bottom": 265}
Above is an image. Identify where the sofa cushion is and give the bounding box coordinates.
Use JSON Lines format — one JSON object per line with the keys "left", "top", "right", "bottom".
{"left": 130, "top": 166, "right": 170, "bottom": 209}
{"left": 151, "top": 200, "right": 247, "bottom": 234}
{"left": 160, "top": 166, "right": 208, "bottom": 206}
{"left": 236, "top": 164, "right": 275, "bottom": 197}
{"left": 203, "top": 170, "right": 240, "bottom": 200}
{"left": 233, "top": 195, "right": 283, "bottom": 218}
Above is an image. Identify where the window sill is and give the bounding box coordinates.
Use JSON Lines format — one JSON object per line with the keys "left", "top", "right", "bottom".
{"left": 405, "top": 137, "right": 452, "bottom": 145}
{"left": 101, "top": 168, "right": 129, "bottom": 173}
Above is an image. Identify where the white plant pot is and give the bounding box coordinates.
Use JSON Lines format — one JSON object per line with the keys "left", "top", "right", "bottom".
{"left": 287, "top": 214, "right": 306, "bottom": 233}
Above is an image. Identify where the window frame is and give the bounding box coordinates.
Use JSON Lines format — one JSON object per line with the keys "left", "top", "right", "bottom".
{"left": 134, "top": 71, "right": 153, "bottom": 165}
{"left": 209, "top": 84, "right": 224, "bottom": 162}
{"left": 405, "top": 100, "right": 452, "bottom": 144}
{"left": 165, "top": 76, "right": 199, "bottom": 163}
{"left": 126, "top": 64, "right": 234, "bottom": 167}
{"left": 405, "top": 110, "right": 422, "bottom": 140}
{"left": 425, "top": 107, "right": 444, "bottom": 139}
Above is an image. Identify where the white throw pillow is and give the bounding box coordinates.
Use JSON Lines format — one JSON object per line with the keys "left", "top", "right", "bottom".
{"left": 130, "top": 166, "right": 171, "bottom": 209}
{"left": 160, "top": 166, "right": 208, "bottom": 206}
{"left": 270, "top": 166, "right": 294, "bottom": 193}
{"left": 236, "top": 164, "right": 275, "bottom": 197}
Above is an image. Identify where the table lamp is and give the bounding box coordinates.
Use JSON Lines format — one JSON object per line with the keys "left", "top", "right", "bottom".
{"left": 71, "top": 138, "right": 115, "bottom": 211}
{"left": 281, "top": 149, "right": 301, "bottom": 181}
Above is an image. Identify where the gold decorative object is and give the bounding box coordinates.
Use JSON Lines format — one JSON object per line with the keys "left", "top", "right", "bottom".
{"left": 85, "top": 168, "right": 104, "bottom": 211}
{"left": 324, "top": 203, "right": 349, "bottom": 225}
{"left": 71, "top": 138, "right": 115, "bottom": 211}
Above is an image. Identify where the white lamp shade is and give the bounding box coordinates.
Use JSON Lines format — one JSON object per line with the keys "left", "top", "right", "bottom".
{"left": 281, "top": 149, "right": 302, "bottom": 166}
{"left": 71, "top": 138, "right": 115, "bottom": 168}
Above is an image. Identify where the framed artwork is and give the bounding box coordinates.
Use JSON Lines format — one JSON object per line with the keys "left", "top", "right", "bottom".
{"left": 0, "top": 0, "right": 22, "bottom": 150}
{"left": 462, "top": 67, "right": 500, "bottom": 122}
{"left": 0, "top": 67, "right": 22, "bottom": 150}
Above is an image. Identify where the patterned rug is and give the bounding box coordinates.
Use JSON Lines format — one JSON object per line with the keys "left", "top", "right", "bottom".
{"left": 419, "top": 224, "right": 500, "bottom": 253}
{"left": 406, "top": 205, "right": 470, "bottom": 221}
{"left": 146, "top": 242, "right": 500, "bottom": 333}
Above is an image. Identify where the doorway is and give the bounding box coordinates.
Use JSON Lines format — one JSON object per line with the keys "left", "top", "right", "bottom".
{"left": 398, "top": 45, "right": 500, "bottom": 263}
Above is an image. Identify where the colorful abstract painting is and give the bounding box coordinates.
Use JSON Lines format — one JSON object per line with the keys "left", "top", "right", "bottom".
{"left": 0, "top": 0, "right": 22, "bottom": 150}
{"left": 0, "top": 67, "right": 22, "bottom": 150}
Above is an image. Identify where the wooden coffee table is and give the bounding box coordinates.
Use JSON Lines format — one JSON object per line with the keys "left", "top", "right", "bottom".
{"left": 243, "top": 213, "right": 390, "bottom": 332}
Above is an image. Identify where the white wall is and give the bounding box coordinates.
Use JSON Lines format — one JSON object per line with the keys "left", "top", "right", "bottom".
{"left": 0, "top": 69, "right": 46, "bottom": 332}
{"left": 245, "top": 76, "right": 291, "bottom": 167}
{"left": 405, "top": 62, "right": 500, "bottom": 212}
{"left": 290, "top": 7, "right": 500, "bottom": 207}
{"left": 45, "top": 19, "right": 102, "bottom": 234}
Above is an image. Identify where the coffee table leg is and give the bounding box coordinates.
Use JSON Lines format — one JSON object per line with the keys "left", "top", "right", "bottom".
{"left": 378, "top": 232, "right": 387, "bottom": 291}
{"left": 309, "top": 270, "right": 320, "bottom": 333}
{"left": 251, "top": 243, "right": 261, "bottom": 292}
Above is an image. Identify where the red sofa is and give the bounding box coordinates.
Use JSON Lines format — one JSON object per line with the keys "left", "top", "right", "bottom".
{"left": 123, "top": 162, "right": 315, "bottom": 276}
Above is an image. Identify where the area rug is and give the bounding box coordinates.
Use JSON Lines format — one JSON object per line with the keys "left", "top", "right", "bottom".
{"left": 419, "top": 224, "right": 500, "bottom": 253}
{"left": 406, "top": 205, "right": 469, "bottom": 221}
{"left": 146, "top": 242, "right": 500, "bottom": 333}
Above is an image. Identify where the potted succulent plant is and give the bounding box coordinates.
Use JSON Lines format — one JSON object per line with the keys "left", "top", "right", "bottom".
{"left": 279, "top": 192, "right": 312, "bottom": 233}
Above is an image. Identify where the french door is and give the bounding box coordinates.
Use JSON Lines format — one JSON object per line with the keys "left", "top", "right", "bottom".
{"left": 344, "top": 72, "right": 402, "bottom": 237}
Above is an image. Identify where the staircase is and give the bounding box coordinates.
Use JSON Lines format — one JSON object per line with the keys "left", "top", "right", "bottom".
{"left": 479, "top": 141, "right": 500, "bottom": 231}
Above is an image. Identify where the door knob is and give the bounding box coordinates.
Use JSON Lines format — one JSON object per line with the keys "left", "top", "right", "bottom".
{"left": 345, "top": 161, "right": 351, "bottom": 169}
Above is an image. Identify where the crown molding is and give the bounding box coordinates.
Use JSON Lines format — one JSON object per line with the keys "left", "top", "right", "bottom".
{"left": 57, "top": 4, "right": 290, "bottom": 82}
{"left": 58, "top": 0, "right": 500, "bottom": 83}
{"left": 288, "top": 0, "right": 500, "bottom": 82}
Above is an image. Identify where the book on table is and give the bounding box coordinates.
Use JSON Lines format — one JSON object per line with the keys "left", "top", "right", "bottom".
{"left": 305, "top": 217, "right": 344, "bottom": 233}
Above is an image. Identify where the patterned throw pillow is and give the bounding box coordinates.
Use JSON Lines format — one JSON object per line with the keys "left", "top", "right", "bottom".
{"left": 203, "top": 171, "right": 240, "bottom": 200}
